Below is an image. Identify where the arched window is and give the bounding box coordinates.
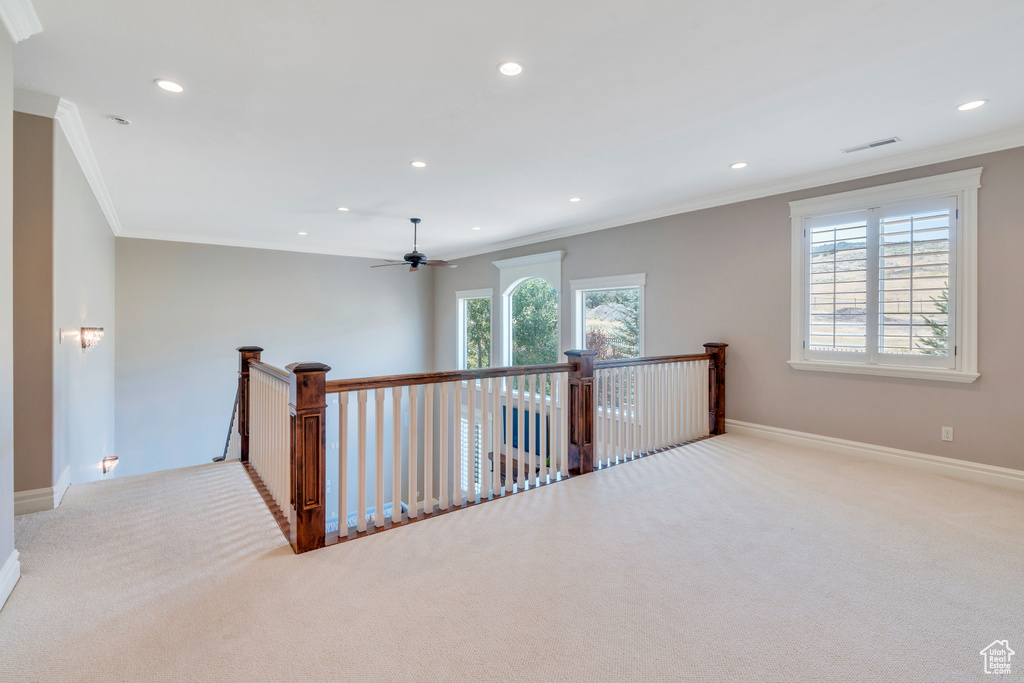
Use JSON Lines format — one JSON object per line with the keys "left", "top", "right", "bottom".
{"left": 510, "top": 277, "right": 559, "bottom": 366}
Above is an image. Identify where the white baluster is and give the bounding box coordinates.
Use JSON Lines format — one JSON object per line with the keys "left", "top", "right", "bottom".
{"left": 440, "top": 382, "right": 450, "bottom": 511}
{"left": 357, "top": 390, "right": 368, "bottom": 533}
{"left": 408, "top": 385, "right": 419, "bottom": 517}
{"left": 467, "top": 379, "right": 476, "bottom": 503}
{"left": 492, "top": 377, "right": 501, "bottom": 496}
{"left": 392, "top": 387, "right": 402, "bottom": 523}
{"left": 374, "top": 388, "right": 385, "bottom": 527}
{"left": 479, "top": 378, "right": 489, "bottom": 499}
{"left": 424, "top": 383, "right": 434, "bottom": 514}
{"left": 539, "top": 374, "right": 549, "bottom": 484}
{"left": 453, "top": 382, "right": 463, "bottom": 506}
{"left": 339, "top": 391, "right": 349, "bottom": 534}
{"left": 503, "top": 377, "right": 513, "bottom": 494}
{"left": 516, "top": 373, "right": 526, "bottom": 490}
{"left": 559, "top": 373, "right": 569, "bottom": 479}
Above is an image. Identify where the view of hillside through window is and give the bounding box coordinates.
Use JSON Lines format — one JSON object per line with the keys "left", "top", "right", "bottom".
{"left": 583, "top": 288, "right": 640, "bottom": 361}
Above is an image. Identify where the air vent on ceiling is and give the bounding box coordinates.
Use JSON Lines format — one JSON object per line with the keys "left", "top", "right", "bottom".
{"left": 841, "top": 137, "right": 900, "bottom": 154}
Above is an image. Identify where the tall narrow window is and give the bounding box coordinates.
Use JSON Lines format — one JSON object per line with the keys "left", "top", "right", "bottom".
{"left": 456, "top": 289, "right": 492, "bottom": 370}
{"left": 510, "top": 278, "right": 559, "bottom": 366}
{"left": 790, "top": 168, "right": 979, "bottom": 382}
{"left": 571, "top": 274, "right": 646, "bottom": 360}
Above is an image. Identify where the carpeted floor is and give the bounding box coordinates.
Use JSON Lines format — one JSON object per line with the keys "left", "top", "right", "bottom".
{"left": 1, "top": 434, "right": 1022, "bottom": 682}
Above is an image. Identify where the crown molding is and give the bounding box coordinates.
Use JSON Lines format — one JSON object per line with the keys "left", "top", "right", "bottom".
{"left": 53, "top": 99, "right": 123, "bottom": 236}
{"left": 114, "top": 229, "right": 397, "bottom": 261}
{"left": 0, "top": 0, "right": 41, "bottom": 43}
{"left": 439, "top": 126, "right": 1024, "bottom": 262}
{"left": 13, "top": 88, "right": 58, "bottom": 117}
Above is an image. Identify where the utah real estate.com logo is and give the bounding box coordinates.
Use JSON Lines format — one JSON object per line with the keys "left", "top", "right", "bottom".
{"left": 980, "top": 640, "right": 1015, "bottom": 675}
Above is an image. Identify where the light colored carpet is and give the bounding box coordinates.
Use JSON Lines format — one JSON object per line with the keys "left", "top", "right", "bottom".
{"left": 1, "top": 434, "right": 1022, "bottom": 682}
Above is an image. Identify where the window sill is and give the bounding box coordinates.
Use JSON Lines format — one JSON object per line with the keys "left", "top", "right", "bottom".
{"left": 787, "top": 360, "right": 979, "bottom": 384}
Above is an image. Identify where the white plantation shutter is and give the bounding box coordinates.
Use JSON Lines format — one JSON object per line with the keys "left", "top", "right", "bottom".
{"left": 803, "top": 197, "right": 957, "bottom": 369}
{"left": 459, "top": 418, "right": 482, "bottom": 496}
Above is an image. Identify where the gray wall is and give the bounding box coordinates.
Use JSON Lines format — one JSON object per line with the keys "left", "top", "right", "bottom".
{"left": 12, "top": 113, "right": 52, "bottom": 491}
{"left": 434, "top": 147, "right": 1024, "bottom": 472}
{"left": 0, "top": 29, "right": 15, "bottom": 574}
{"left": 52, "top": 123, "right": 115, "bottom": 485}
{"left": 115, "top": 239, "right": 434, "bottom": 478}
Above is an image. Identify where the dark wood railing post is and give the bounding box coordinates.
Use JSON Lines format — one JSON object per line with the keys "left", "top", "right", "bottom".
{"left": 564, "top": 349, "right": 597, "bottom": 475}
{"left": 286, "top": 361, "right": 331, "bottom": 554}
{"left": 237, "top": 346, "right": 264, "bottom": 462}
{"left": 704, "top": 343, "right": 727, "bottom": 435}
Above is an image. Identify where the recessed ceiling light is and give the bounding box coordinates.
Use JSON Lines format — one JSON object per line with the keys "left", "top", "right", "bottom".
{"left": 109, "top": 116, "right": 131, "bottom": 126}
{"left": 298, "top": 232, "right": 307, "bottom": 236}
{"left": 569, "top": 197, "right": 582, "bottom": 202}
{"left": 410, "top": 160, "right": 427, "bottom": 168}
{"left": 337, "top": 207, "right": 349, "bottom": 212}
{"left": 472, "top": 226, "right": 481, "bottom": 231}
{"left": 730, "top": 161, "right": 748, "bottom": 169}
{"left": 957, "top": 99, "right": 988, "bottom": 111}
{"left": 155, "top": 79, "right": 184, "bottom": 93}
{"left": 499, "top": 62, "right": 523, "bottom": 76}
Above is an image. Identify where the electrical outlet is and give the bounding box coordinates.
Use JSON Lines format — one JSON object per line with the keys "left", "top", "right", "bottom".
{"left": 941, "top": 426, "right": 953, "bottom": 442}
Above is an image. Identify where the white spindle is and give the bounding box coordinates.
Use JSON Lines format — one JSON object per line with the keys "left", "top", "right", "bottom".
{"left": 339, "top": 391, "right": 349, "bottom": 534}
{"left": 479, "top": 379, "right": 489, "bottom": 499}
{"left": 453, "top": 383, "right": 463, "bottom": 506}
{"left": 539, "top": 374, "right": 549, "bottom": 484}
{"left": 426, "top": 384, "right": 436, "bottom": 514}
{"left": 408, "top": 385, "right": 419, "bottom": 517}
{"left": 491, "top": 377, "right": 501, "bottom": 496}
{"left": 357, "top": 390, "right": 367, "bottom": 533}
{"left": 516, "top": 373, "right": 526, "bottom": 490}
{"left": 503, "top": 377, "right": 513, "bottom": 494}
{"left": 392, "top": 387, "right": 402, "bottom": 523}
{"left": 374, "top": 388, "right": 385, "bottom": 527}
{"left": 467, "top": 379, "right": 476, "bottom": 503}
{"left": 559, "top": 372, "right": 569, "bottom": 478}
{"left": 440, "top": 382, "right": 450, "bottom": 511}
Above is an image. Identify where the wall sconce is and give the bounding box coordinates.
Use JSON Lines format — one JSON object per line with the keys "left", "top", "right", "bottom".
{"left": 81, "top": 327, "right": 104, "bottom": 351}
{"left": 102, "top": 455, "right": 119, "bottom": 475}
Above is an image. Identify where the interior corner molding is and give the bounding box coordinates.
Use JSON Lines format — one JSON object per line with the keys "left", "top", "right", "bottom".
{"left": 0, "top": 550, "right": 20, "bottom": 612}
{"left": 724, "top": 419, "right": 1024, "bottom": 493}
{"left": 0, "top": 0, "right": 41, "bottom": 43}
{"left": 54, "top": 98, "right": 123, "bottom": 236}
{"left": 14, "top": 464, "right": 72, "bottom": 515}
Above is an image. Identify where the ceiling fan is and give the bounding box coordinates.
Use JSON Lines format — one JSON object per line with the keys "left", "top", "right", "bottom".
{"left": 371, "top": 218, "right": 457, "bottom": 272}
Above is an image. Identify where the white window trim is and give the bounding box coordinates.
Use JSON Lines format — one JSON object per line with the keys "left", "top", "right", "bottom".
{"left": 569, "top": 273, "right": 646, "bottom": 355}
{"left": 493, "top": 250, "right": 564, "bottom": 367}
{"left": 456, "top": 288, "right": 493, "bottom": 370}
{"left": 789, "top": 167, "right": 981, "bottom": 383}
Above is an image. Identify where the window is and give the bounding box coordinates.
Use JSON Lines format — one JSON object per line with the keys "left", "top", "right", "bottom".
{"left": 493, "top": 251, "right": 564, "bottom": 366}
{"left": 570, "top": 274, "right": 646, "bottom": 360}
{"left": 789, "top": 168, "right": 980, "bottom": 382}
{"left": 456, "top": 289, "right": 492, "bottom": 370}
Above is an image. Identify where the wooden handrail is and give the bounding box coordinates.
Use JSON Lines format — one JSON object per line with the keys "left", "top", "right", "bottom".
{"left": 593, "top": 352, "right": 712, "bottom": 369}
{"left": 249, "top": 360, "right": 290, "bottom": 383}
{"left": 325, "top": 363, "right": 574, "bottom": 394}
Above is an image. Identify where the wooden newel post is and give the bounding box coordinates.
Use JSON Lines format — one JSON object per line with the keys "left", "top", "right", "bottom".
{"left": 565, "top": 349, "right": 597, "bottom": 475}
{"left": 703, "top": 343, "right": 727, "bottom": 436}
{"left": 237, "top": 346, "right": 263, "bottom": 462}
{"left": 287, "top": 361, "right": 331, "bottom": 554}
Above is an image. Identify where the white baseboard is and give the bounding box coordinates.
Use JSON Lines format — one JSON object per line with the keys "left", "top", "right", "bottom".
{"left": 0, "top": 550, "right": 20, "bottom": 611}
{"left": 14, "top": 464, "right": 72, "bottom": 515}
{"left": 725, "top": 419, "right": 1024, "bottom": 493}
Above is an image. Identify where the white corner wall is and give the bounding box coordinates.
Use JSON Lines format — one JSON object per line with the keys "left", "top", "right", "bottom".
{"left": 114, "top": 238, "right": 434, "bottom": 479}
{"left": 52, "top": 124, "right": 115, "bottom": 485}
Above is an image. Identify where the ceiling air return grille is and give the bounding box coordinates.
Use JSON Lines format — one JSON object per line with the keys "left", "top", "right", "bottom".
{"left": 841, "top": 137, "right": 901, "bottom": 154}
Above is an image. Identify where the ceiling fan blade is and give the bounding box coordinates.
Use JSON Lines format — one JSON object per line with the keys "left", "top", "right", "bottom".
{"left": 371, "top": 262, "right": 408, "bottom": 268}
{"left": 423, "top": 260, "right": 457, "bottom": 268}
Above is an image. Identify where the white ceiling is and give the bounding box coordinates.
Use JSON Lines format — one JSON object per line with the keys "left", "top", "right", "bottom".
{"left": 13, "top": 0, "right": 1024, "bottom": 260}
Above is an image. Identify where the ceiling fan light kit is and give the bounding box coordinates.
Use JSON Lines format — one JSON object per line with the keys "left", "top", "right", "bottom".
{"left": 371, "top": 218, "right": 457, "bottom": 272}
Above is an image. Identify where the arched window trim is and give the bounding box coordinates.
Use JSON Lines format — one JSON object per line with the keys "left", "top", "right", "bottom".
{"left": 492, "top": 250, "right": 564, "bottom": 367}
